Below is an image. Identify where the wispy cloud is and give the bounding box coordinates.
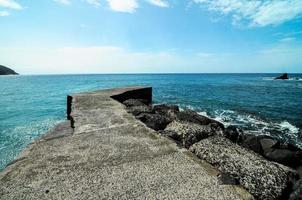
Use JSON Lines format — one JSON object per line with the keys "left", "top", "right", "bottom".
{"left": 279, "top": 37, "right": 296, "bottom": 42}
{"left": 147, "top": 0, "right": 169, "bottom": 8}
{"left": 54, "top": 0, "right": 169, "bottom": 13}
{"left": 0, "top": 0, "right": 22, "bottom": 10}
{"left": 54, "top": 0, "right": 71, "bottom": 5}
{"left": 86, "top": 0, "right": 101, "bottom": 7}
{"left": 0, "top": 10, "right": 9, "bottom": 16}
{"left": 193, "top": 0, "right": 302, "bottom": 27}
{"left": 106, "top": 0, "right": 138, "bottom": 13}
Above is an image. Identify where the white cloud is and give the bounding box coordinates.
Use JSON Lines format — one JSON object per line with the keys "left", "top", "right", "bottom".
{"left": 54, "top": 0, "right": 71, "bottom": 5}
{"left": 1, "top": 43, "right": 301, "bottom": 74}
{"left": 53, "top": 0, "right": 169, "bottom": 12}
{"left": 86, "top": 0, "right": 101, "bottom": 7}
{"left": 0, "top": 0, "right": 22, "bottom": 9}
{"left": 279, "top": 37, "right": 295, "bottom": 42}
{"left": 106, "top": 0, "right": 138, "bottom": 13}
{"left": 0, "top": 10, "right": 9, "bottom": 16}
{"left": 147, "top": 0, "right": 169, "bottom": 8}
{"left": 193, "top": 0, "right": 302, "bottom": 27}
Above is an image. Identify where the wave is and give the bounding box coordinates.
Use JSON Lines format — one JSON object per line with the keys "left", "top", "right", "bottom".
{"left": 197, "top": 109, "right": 301, "bottom": 148}
{"left": 263, "top": 77, "right": 302, "bottom": 81}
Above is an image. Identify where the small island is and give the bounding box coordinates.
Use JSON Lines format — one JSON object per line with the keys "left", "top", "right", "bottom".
{"left": 0, "top": 65, "right": 18, "bottom": 75}
{"left": 275, "top": 73, "right": 289, "bottom": 80}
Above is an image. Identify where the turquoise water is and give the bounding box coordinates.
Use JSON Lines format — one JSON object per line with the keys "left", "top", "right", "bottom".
{"left": 1, "top": 74, "right": 302, "bottom": 170}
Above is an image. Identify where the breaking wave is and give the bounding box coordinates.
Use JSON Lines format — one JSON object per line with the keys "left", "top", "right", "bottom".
{"left": 197, "top": 109, "right": 301, "bottom": 148}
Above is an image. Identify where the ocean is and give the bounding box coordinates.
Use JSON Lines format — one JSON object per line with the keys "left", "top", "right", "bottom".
{"left": 0, "top": 74, "right": 301, "bottom": 170}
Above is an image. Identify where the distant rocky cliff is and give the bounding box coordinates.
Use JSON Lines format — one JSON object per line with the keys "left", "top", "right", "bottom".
{"left": 0, "top": 65, "right": 18, "bottom": 75}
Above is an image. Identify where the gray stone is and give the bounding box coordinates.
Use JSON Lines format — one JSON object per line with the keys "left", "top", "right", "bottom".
{"left": 127, "top": 105, "right": 153, "bottom": 116}
{"left": 136, "top": 113, "right": 171, "bottom": 131}
{"left": 153, "top": 104, "right": 179, "bottom": 120}
{"left": 164, "top": 121, "right": 223, "bottom": 148}
{"left": 224, "top": 126, "right": 245, "bottom": 143}
{"left": 177, "top": 109, "right": 225, "bottom": 129}
{"left": 241, "top": 135, "right": 263, "bottom": 154}
{"left": 190, "top": 136, "right": 292, "bottom": 200}
{"left": 123, "top": 98, "right": 148, "bottom": 107}
{"left": 290, "top": 179, "right": 302, "bottom": 200}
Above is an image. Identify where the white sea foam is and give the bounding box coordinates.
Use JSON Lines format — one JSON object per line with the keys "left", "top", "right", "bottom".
{"left": 263, "top": 77, "right": 302, "bottom": 81}
{"left": 178, "top": 107, "right": 300, "bottom": 143}
{"left": 278, "top": 121, "right": 299, "bottom": 134}
{"left": 204, "top": 109, "right": 301, "bottom": 146}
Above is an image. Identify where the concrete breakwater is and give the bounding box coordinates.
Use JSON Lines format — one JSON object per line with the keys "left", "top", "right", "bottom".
{"left": 0, "top": 86, "right": 301, "bottom": 199}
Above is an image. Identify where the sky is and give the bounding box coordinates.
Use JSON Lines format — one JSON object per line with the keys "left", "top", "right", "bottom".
{"left": 0, "top": 0, "right": 302, "bottom": 74}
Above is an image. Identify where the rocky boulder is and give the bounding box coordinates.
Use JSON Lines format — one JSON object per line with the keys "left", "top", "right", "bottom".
{"left": 190, "top": 136, "right": 294, "bottom": 200}
{"left": 290, "top": 179, "right": 302, "bottom": 200}
{"left": 241, "top": 134, "right": 263, "bottom": 154}
{"left": 224, "top": 131, "right": 302, "bottom": 168}
{"left": 223, "top": 126, "right": 246, "bottom": 143}
{"left": 136, "top": 113, "right": 171, "bottom": 131}
{"left": 163, "top": 121, "right": 223, "bottom": 148}
{"left": 259, "top": 137, "right": 302, "bottom": 168}
{"left": 126, "top": 105, "right": 153, "bottom": 116}
{"left": 123, "top": 99, "right": 148, "bottom": 107}
{"left": 153, "top": 104, "right": 179, "bottom": 120}
{"left": 176, "top": 110, "right": 225, "bottom": 130}
{"left": 275, "top": 73, "right": 289, "bottom": 80}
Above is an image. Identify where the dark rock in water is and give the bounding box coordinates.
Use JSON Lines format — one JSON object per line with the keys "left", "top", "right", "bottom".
{"left": 0, "top": 65, "right": 18, "bottom": 75}
{"left": 123, "top": 99, "right": 148, "bottom": 107}
{"left": 275, "top": 73, "right": 289, "bottom": 80}
{"left": 190, "top": 136, "right": 293, "bottom": 200}
{"left": 153, "top": 104, "right": 179, "bottom": 120}
{"left": 264, "top": 149, "right": 302, "bottom": 168}
{"left": 176, "top": 110, "right": 225, "bottom": 130}
{"left": 126, "top": 105, "right": 153, "bottom": 116}
{"left": 289, "top": 179, "right": 302, "bottom": 200}
{"left": 136, "top": 113, "right": 171, "bottom": 131}
{"left": 164, "top": 121, "right": 222, "bottom": 148}
{"left": 223, "top": 126, "right": 245, "bottom": 143}
{"left": 258, "top": 136, "right": 302, "bottom": 168}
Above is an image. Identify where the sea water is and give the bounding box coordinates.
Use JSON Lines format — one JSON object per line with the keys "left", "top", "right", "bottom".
{"left": 1, "top": 74, "right": 302, "bottom": 170}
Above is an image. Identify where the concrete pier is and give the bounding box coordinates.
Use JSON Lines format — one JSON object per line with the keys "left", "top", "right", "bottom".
{"left": 0, "top": 87, "right": 252, "bottom": 199}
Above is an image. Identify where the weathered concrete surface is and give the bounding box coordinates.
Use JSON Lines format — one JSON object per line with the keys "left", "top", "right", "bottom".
{"left": 0, "top": 87, "right": 252, "bottom": 200}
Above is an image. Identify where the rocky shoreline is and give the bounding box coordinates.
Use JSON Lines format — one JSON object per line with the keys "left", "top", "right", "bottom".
{"left": 122, "top": 98, "right": 302, "bottom": 200}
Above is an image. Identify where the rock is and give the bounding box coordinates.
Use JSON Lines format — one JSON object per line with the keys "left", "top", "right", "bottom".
{"left": 164, "top": 121, "right": 222, "bottom": 148}
{"left": 190, "top": 136, "right": 292, "bottom": 200}
{"left": 126, "top": 105, "right": 153, "bottom": 116}
{"left": 123, "top": 99, "right": 148, "bottom": 107}
{"left": 218, "top": 173, "right": 239, "bottom": 185}
{"left": 289, "top": 179, "right": 302, "bottom": 200}
{"left": 0, "top": 65, "right": 18, "bottom": 75}
{"left": 223, "top": 126, "right": 245, "bottom": 143}
{"left": 136, "top": 113, "right": 171, "bottom": 131}
{"left": 176, "top": 110, "right": 225, "bottom": 130}
{"left": 255, "top": 136, "right": 302, "bottom": 168}
{"left": 153, "top": 104, "right": 179, "bottom": 120}
{"left": 259, "top": 137, "right": 278, "bottom": 151}
{"left": 241, "top": 135, "right": 263, "bottom": 154}
{"left": 264, "top": 149, "right": 302, "bottom": 168}
{"left": 275, "top": 73, "right": 289, "bottom": 80}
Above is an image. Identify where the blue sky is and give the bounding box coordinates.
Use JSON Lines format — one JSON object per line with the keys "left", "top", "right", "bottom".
{"left": 0, "top": 0, "right": 302, "bottom": 74}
